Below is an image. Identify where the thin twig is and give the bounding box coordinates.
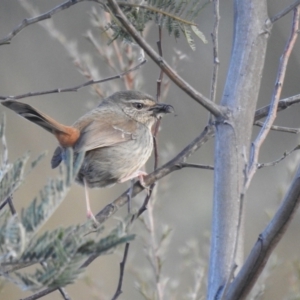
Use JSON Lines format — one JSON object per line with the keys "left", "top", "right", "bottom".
{"left": 254, "top": 94, "right": 300, "bottom": 121}
{"left": 0, "top": 198, "right": 8, "bottom": 211}
{"left": 0, "top": 0, "right": 86, "bottom": 45}
{"left": 126, "top": 179, "right": 135, "bottom": 214}
{"left": 209, "top": 0, "right": 220, "bottom": 123}
{"left": 105, "top": 0, "right": 226, "bottom": 118}
{"left": 0, "top": 59, "right": 147, "bottom": 101}
{"left": 254, "top": 121, "right": 300, "bottom": 134}
{"left": 20, "top": 0, "right": 104, "bottom": 98}
{"left": 111, "top": 243, "right": 130, "bottom": 300}
{"left": 175, "top": 163, "right": 214, "bottom": 170}
{"left": 136, "top": 186, "right": 155, "bottom": 219}
{"left": 271, "top": 0, "right": 300, "bottom": 23}
{"left": 111, "top": 179, "right": 133, "bottom": 299}
{"left": 7, "top": 196, "right": 16, "bottom": 215}
{"left": 154, "top": 24, "right": 164, "bottom": 169}
{"left": 246, "top": 7, "right": 300, "bottom": 189}
{"left": 57, "top": 288, "right": 71, "bottom": 300}
{"left": 20, "top": 287, "right": 59, "bottom": 300}
{"left": 258, "top": 145, "right": 300, "bottom": 169}
{"left": 146, "top": 187, "right": 164, "bottom": 300}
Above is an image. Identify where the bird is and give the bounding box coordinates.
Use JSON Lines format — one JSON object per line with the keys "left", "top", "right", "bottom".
{"left": 1, "top": 90, "right": 174, "bottom": 221}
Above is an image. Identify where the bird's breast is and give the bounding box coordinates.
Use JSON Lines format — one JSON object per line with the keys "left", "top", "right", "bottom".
{"left": 76, "top": 125, "right": 153, "bottom": 188}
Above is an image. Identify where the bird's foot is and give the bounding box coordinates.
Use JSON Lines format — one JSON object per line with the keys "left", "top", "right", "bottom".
{"left": 119, "top": 170, "right": 150, "bottom": 194}
{"left": 87, "top": 209, "right": 99, "bottom": 225}
{"left": 137, "top": 173, "right": 150, "bottom": 195}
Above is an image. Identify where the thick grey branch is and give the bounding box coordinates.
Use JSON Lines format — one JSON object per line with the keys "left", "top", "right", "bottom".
{"left": 207, "top": 1, "right": 269, "bottom": 299}
{"left": 225, "top": 164, "right": 300, "bottom": 300}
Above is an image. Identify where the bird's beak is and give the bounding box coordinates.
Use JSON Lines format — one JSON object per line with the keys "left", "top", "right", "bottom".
{"left": 150, "top": 103, "right": 175, "bottom": 116}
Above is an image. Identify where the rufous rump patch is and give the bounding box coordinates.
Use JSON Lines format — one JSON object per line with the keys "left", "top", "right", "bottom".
{"left": 54, "top": 126, "right": 80, "bottom": 147}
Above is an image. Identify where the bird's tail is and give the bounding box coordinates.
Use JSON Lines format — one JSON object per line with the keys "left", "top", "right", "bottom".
{"left": 1, "top": 100, "right": 79, "bottom": 147}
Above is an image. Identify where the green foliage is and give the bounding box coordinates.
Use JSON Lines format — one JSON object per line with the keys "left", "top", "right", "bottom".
{"left": 0, "top": 116, "right": 29, "bottom": 207}
{"left": 102, "top": 0, "right": 208, "bottom": 50}
{"left": 0, "top": 117, "right": 134, "bottom": 291}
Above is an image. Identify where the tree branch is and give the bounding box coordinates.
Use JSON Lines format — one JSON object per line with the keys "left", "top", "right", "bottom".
{"left": 207, "top": 1, "right": 269, "bottom": 299}
{"left": 247, "top": 7, "right": 300, "bottom": 190}
{"left": 254, "top": 121, "right": 300, "bottom": 134}
{"left": 105, "top": 0, "right": 226, "bottom": 118}
{"left": 271, "top": 0, "right": 300, "bottom": 23}
{"left": 0, "top": 0, "right": 87, "bottom": 46}
{"left": 225, "top": 163, "right": 300, "bottom": 300}
{"left": 209, "top": 0, "right": 220, "bottom": 122}
{"left": 175, "top": 163, "right": 214, "bottom": 170}
{"left": 254, "top": 93, "right": 300, "bottom": 121}
{"left": 0, "top": 59, "right": 147, "bottom": 101}
{"left": 111, "top": 243, "right": 130, "bottom": 300}
{"left": 258, "top": 145, "right": 300, "bottom": 169}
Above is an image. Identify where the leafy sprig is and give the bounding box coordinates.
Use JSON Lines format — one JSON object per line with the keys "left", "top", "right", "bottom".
{"left": 0, "top": 117, "right": 134, "bottom": 291}
{"left": 100, "top": 0, "right": 208, "bottom": 50}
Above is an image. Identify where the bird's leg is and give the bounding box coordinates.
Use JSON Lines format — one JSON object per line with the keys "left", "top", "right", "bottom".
{"left": 127, "top": 179, "right": 135, "bottom": 214}
{"left": 84, "top": 178, "right": 98, "bottom": 224}
{"left": 119, "top": 170, "right": 149, "bottom": 194}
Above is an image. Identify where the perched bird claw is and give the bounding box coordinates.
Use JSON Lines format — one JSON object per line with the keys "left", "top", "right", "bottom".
{"left": 86, "top": 209, "right": 98, "bottom": 224}
{"left": 138, "top": 174, "right": 150, "bottom": 195}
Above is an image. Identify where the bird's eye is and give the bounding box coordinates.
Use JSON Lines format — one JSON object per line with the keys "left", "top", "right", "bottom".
{"left": 133, "top": 103, "right": 144, "bottom": 110}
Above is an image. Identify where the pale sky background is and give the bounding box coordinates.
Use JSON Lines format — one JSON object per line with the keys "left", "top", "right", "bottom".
{"left": 1, "top": 0, "right": 300, "bottom": 299}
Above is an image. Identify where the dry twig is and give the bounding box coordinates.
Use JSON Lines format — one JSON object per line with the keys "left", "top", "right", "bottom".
{"left": 209, "top": 0, "right": 220, "bottom": 123}
{"left": 271, "top": 0, "right": 300, "bottom": 23}
{"left": 254, "top": 121, "right": 300, "bottom": 134}
{"left": 0, "top": 60, "right": 146, "bottom": 101}
{"left": 0, "top": 0, "right": 86, "bottom": 45}
{"left": 246, "top": 7, "right": 300, "bottom": 189}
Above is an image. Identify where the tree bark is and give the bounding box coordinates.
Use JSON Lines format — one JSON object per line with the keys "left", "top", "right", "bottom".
{"left": 207, "top": 1, "right": 269, "bottom": 299}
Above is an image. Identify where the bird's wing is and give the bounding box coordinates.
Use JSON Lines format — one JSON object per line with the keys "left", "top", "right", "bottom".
{"left": 73, "top": 109, "right": 138, "bottom": 153}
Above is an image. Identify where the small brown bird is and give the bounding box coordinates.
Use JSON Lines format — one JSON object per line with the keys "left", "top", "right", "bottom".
{"left": 2, "top": 91, "right": 173, "bottom": 220}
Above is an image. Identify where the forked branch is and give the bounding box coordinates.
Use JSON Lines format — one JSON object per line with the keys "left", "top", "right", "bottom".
{"left": 246, "top": 7, "right": 300, "bottom": 189}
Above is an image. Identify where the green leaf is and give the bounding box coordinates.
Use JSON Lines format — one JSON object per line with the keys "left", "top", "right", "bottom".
{"left": 191, "top": 25, "right": 207, "bottom": 44}
{"left": 182, "top": 25, "right": 195, "bottom": 51}
{"left": 104, "top": 0, "right": 209, "bottom": 49}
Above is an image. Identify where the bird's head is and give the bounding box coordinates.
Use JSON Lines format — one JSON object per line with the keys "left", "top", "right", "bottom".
{"left": 107, "top": 90, "right": 174, "bottom": 128}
